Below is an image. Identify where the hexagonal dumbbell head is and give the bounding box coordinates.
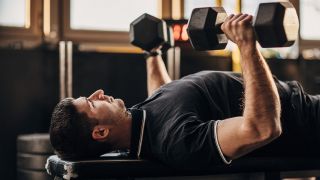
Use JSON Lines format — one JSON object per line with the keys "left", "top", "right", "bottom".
{"left": 254, "top": 2, "right": 299, "bottom": 48}
{"left": 187, "top": 7, "right": 228, "bottom": 51}
{"left": 130, "top": 13, "right": 168, "bottom": 51}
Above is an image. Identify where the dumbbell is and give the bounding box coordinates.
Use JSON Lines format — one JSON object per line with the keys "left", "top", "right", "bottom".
{"left": 187, "top": 2, "right": 299, "bottom": 51}
{"left": 130, "top": 13, "right": 174, "bottom": 52}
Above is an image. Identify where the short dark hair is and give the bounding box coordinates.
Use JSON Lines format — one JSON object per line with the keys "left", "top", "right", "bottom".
{"left": 49, "top": 98, "right": 112, "bottom": 160}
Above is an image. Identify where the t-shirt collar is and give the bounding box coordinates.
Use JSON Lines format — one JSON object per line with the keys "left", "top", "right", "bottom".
{"left": 128, "top": 108, "right": 146, "bottom": 159}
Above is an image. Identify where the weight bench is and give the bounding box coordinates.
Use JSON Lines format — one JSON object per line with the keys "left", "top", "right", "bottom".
{"left": 46, "top": 152, "right": 320, "bottom": 180}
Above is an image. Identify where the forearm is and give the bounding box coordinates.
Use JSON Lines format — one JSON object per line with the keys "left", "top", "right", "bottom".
{"left": 217, "top": 14, "right": 282, "bottom": 160}
{"left": 146, "top": 55, "right": 172, "bottom": 97}
{"left": 240, "top": 44, "right": 281, "bottom": 137}
{"left": 217, "top": 45, "right": 281, "bottom": 160}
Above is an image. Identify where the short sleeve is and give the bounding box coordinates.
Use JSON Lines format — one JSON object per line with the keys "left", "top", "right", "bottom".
{"left": 214, "top": 120, "right": 232, "bottom": 164}
{"left": 160, "top": 115, "right": 230, "bottom": 169}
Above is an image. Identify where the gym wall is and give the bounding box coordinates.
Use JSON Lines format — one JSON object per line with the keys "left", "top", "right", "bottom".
{"left": 267, "top": 59, "right": 320, "bottom": 95}
{"left": 0, "top": 49, "right": 149, "bottom": 179}
{"left": 0, "top": 48, "right": 59, "bottom": 180}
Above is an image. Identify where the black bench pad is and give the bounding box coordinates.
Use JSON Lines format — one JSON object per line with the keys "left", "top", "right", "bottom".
{"left": 46, "top": 154, "right": 320, "bottom": 179}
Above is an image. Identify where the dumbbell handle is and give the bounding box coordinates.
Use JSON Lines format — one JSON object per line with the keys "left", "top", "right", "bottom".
{"left": 215, "top": 12, "right": 253, "bottom": 34}
{"left": 213, "top": 13, "right": 271, "bottom": 43}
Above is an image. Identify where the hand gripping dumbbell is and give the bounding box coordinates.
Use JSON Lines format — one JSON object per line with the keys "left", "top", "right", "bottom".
{"left": 129, "top": 13, "right": 174, "bottom": 53}
{"left": 187, "top": 2, "right": 299, "bottom": 50}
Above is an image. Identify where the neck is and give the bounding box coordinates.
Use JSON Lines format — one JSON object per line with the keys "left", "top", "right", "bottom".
{"left": 112, "top": 111, "right": 132, "bottom": 149}
{"left": 123, "top": 111, "right": 132, "bottom": 149}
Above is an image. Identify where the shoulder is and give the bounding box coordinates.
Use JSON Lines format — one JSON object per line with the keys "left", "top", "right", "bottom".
{"left": 182, "top": 71, "right": 242, "bottom": 81}
{"left": 179, "top": 71, "right": 243, "bottom": 88}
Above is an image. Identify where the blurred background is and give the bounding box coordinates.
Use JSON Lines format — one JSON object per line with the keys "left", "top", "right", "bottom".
{"left": 0, "top": 0, "right": 319, "bottom": 179}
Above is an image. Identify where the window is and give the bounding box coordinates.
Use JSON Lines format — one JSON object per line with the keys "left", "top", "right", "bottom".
{"left": 0, "top": 0, "right": 42, "bottom": 48}
{"left": 184, "top": 0, "right": 215, "bottom": 19}
{"left": 242, "top": 0, "right": 280, "bottom": 15}
{"left": 62, "top": 0, "right": 160, "bottom": 45}
{"left": 70, "top": 0, "right": 158, "bottom": 32}
{"left": 223, "top": 0, "right": 237, "bottom": 15}
{"left": 300, "top": 0, "right": 320, "bottom": 40}
{"left": 0, "top": 0, "right": 28, "bottom": 27}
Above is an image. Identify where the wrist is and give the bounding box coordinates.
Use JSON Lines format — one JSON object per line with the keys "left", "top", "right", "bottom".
{"left": 144, "top": 49, "right": 162, "bottom": 59}
{"left": 239, "top": 42, "right": 258, "bottom": 54}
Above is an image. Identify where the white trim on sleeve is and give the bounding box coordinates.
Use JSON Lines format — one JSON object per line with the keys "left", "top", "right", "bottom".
{"left": 214, "top": 120, "right": 232, "bottom": 165}
{"left": 137, "top": 110, "right": 147, "bottom": 159}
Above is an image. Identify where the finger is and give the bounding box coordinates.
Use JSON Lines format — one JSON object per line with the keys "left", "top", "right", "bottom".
{"left": 229, "top": 13, "right": 244, "bottom": 31}
{"left": 234, "top": 14, "right": 249, "bottom": 24}
{"left": 229, "top": 13, "right": 243, "bottom": 22}
{"left": 239, "top": 15, "right": 253, "bottom": 25}
{"left": 228, "top": 13, "right": 244, "bottom": 35}
{"left": 221, "top": 14, "right": 234, "bottom": 31}
{"left": 225, "top": 14, "right": 235, "bottom": 21}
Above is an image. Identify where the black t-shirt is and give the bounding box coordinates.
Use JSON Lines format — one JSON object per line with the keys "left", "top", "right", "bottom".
{"left": 131, "top": 71, "right": 245, "bottom": 168}
{"left": 130, "top": 71, "right": 308, "bottom": 169}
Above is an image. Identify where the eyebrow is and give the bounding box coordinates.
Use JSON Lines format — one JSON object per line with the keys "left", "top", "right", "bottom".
{"left": 80, "top": 96, "right": 90, "bottom": 108}
{"left": 85, "top": 97, "right": 95, "bottom": 108}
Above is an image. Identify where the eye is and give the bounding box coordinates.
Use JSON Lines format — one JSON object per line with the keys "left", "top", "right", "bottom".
{"left": 88, "top": 99, "right": 95, "bottom": 108}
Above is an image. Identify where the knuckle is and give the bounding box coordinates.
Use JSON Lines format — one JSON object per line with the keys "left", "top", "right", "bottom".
{"left": 226, "top": 22, "right": 232, "bottom": 29}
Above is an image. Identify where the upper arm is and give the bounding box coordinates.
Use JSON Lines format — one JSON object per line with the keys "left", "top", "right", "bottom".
{"left": 216, "top": 116, "right": 278, "bottom": 161}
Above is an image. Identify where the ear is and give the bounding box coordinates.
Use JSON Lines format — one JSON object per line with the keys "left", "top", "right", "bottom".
{"left": 92, "top": 125, "right": 110, "bottom": 141}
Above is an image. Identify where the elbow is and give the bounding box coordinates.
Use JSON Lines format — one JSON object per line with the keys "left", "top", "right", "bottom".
{"left": 263, "top": 123, "right": 282, "bottom": 141}
{"left": 264, "top": 107, "right": 282, "bottom": 141}
{"left": 243, "top": 118, "right": 282, "bottom": 144}
{"left": 256, "top": 121, "right": 282, "bottom": 142}
{"left": 244, "top": 105, "right": 282, "bottom": 142}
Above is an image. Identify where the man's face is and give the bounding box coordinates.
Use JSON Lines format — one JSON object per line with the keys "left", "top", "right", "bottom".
{"left": 73, "top": 89, "right": 127, "bottom": 125}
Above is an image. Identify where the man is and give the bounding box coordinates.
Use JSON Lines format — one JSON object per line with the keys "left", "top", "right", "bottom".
{"left": 50, "top": 14, "right": 320, "bottom": 169}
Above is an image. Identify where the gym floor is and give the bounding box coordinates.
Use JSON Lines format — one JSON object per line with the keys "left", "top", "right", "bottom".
{"left": 0, "top": 0, "right": 319, "bottom": 179}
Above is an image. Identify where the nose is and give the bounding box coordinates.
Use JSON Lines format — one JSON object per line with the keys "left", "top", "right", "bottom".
{"left": 89, "top": 89, "right": 104, "bottom": 100}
